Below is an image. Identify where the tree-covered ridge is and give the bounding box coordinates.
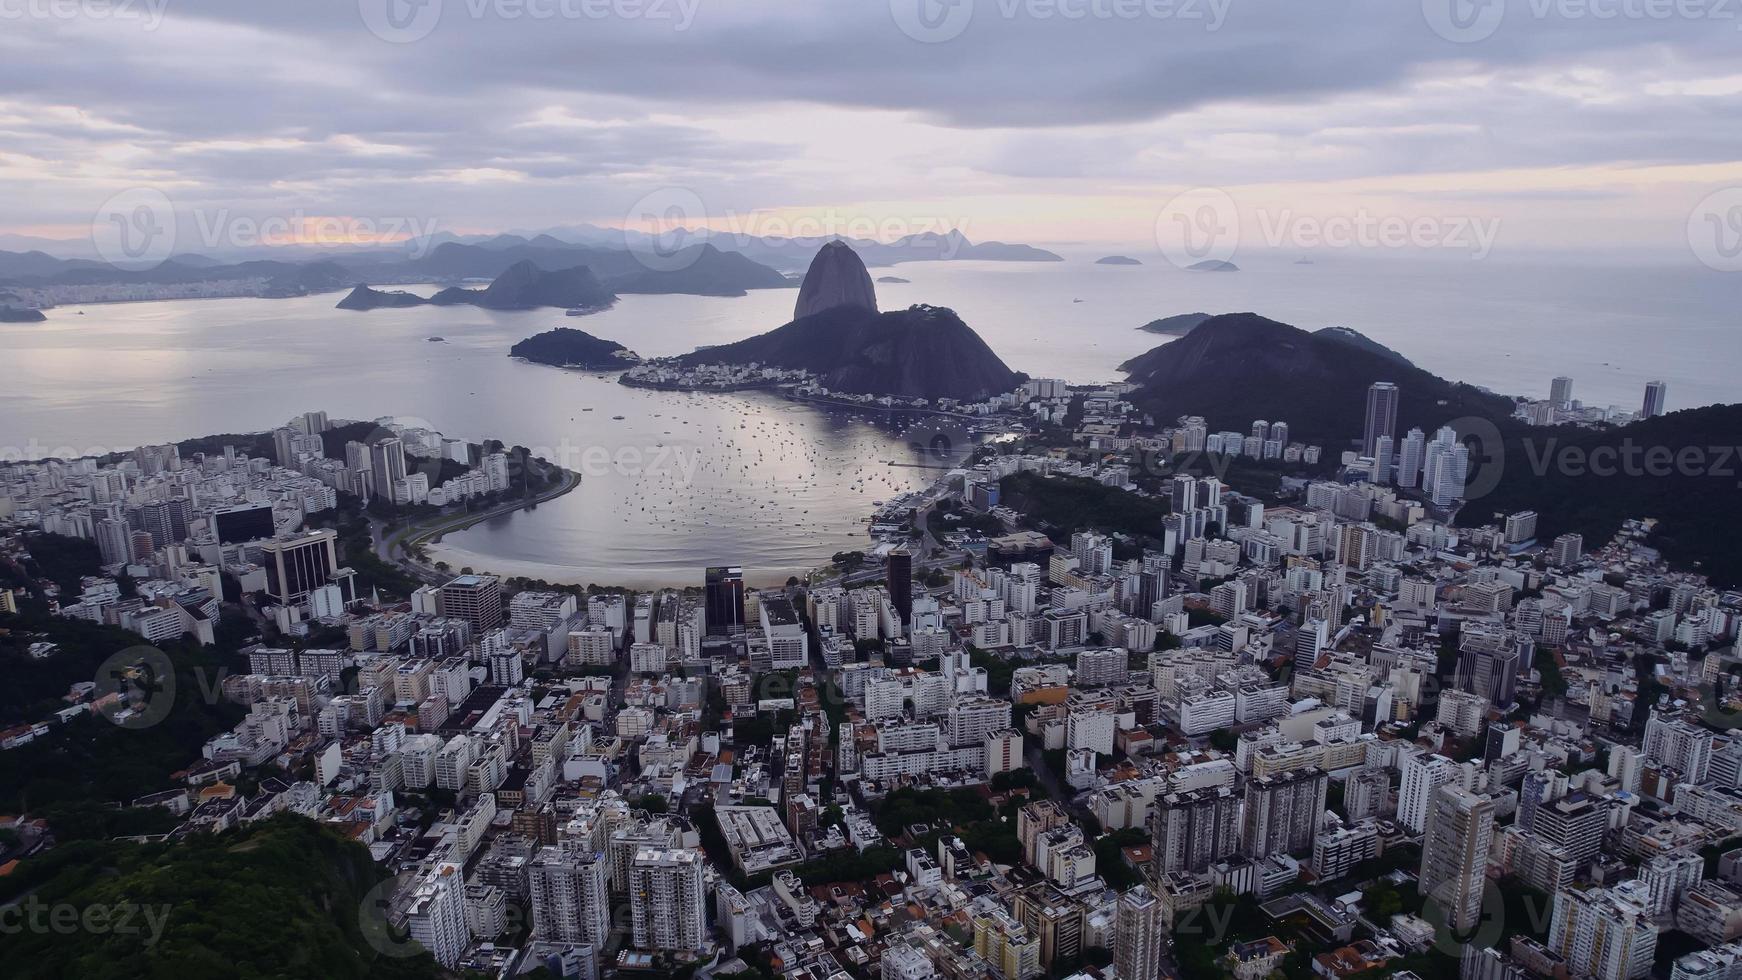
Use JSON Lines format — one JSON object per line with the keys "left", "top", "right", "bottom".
{"left": 0, "top": 816, "right": 443, "bottom": 980}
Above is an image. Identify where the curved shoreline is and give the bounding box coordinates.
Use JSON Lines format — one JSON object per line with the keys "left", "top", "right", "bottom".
{"left": 383, "top": 466, "right": 582, "bottom": 578}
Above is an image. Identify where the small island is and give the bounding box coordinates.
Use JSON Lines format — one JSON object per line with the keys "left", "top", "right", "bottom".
{"left": 1096, "top": 255, "right": 1142, "bottom": 265}
{"left": 876, "top": 276, "right": 910, "bottom": 284}
{"left": 1187, "top": 259, "right": 1239, "bottom": 272}
{"left": 509, "top": 327, "right": 640, "bottom": 370}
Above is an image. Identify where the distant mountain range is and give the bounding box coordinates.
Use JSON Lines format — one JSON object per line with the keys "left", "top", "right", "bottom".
{"left": 337, "top": 261, "right": 614, "bottom": 312}
{"left": 0, "top": 227, "right": 1062, "bottom": 303}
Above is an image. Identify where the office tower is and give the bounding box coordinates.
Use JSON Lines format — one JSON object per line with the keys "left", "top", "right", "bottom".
{"left": 887, "top": 547, "right": 912, "bottom": 632}
{"left": 1398, "top": 752, "right": 1457, "bottom": 833}
{"left": 705, "top": 565, "right": 745, "bottom": 639}
{"left": 1150, "top": 785, "right": 1240, "bottom": 875}
{"left": 1418, "top": 786, "right": 1495, "bottom": 934}
{"left": 1293, "top": 618, "right": 1330, "bottom": 672}
{"left": 1114, "top": 885, "right": 1166, "bottom": 980}
{"left": 1371, "top": 434, "right": 1393, "bottom": 484}
{"left": 528, "top": 846, "right": 610, "bottom": 951}
{"left": 259, "top": 528, "right": 340, "bottom": 604}
{"left": 1170, "top": 475, "right": 1198, "bottom": 512}
{"left": 96, "top": 516, "right": 134, "bottom": 566}
{"left": 299, "top": 410, "right": 330, "bottom": 434}
{"left": 136, "top": 498, "right": 190, "bottom": 549}
{"left": 1243, "top": 767, "right": 1328, "bottom": 859}
{"left": 439, "top": 574, "right": 504, "bottom": 632}
{"left": 1533, "top": 793, "right": 1608, "bottom": 864}
{"left": 1363, "top": 382, "right": 1399, "bottom": 456}
{"left": 213, "top": 502, "right": 275, "bottom": 544}
{"left": 1550, "top": 376, "right": 1574, "bottom": 408}
{"left": 370, "top": 437, "right": 407, "bottom": 502}
{"left": 405, "top": 862, "right": 469, "bottom": 969}
{"left": 628, "top": 847, "right": 707, "bottom": 952}
{"left": 1271, "top": 420, "right": 1289, "bottom": 445}
{"left": 273, "top": 427, "right": 297, "bottom": 468}
{"left": 1547, "top": 888, "right": 1658, "bottom": 980}
{"left": 1396, "top": 427, "right": 1425, "bottom": 489}
{"left": 1642, "top": 380, "right": 1669, "bottom": 418}
{"left": 1458, "top": 633, "right": 1525, "bottom": 707}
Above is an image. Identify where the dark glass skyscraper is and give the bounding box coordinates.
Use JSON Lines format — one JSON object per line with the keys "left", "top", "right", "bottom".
{"left": 1363, "top": 381, "right": 1399, "bottom": 457}
{"left": 705, "top": 565, "right": 744, "bottom": 638}
{"left": 887, "top": 547, "right": 912, "bottom": 630}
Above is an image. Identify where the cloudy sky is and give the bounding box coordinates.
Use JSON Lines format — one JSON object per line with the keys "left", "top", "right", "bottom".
{"left": 4, "top": 0, "right": 1741, "bottom": 258}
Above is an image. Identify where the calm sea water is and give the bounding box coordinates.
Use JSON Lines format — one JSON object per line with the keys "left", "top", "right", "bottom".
{"left": 1, "top": 254, "right": 1734, "bottom": 585}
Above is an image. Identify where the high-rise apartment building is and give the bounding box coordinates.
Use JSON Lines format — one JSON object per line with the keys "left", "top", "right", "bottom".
{"left": 1418, "top": 786, "right": 1495, "bottom": 934}
{"left": 628, "top": 847, "right": 707, "bottom": 952}
{"left": 1363, "top": 382, "right": 1399, "bottom": 457}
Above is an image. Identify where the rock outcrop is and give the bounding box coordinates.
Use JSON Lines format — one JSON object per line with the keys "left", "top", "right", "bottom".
{"left": 793, "top": 241, "right": 879, "bottom": 320}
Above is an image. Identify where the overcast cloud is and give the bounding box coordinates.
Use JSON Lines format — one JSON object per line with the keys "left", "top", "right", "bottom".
{"left": 2, "top": 0, "right": 1740, "bottom": 256}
